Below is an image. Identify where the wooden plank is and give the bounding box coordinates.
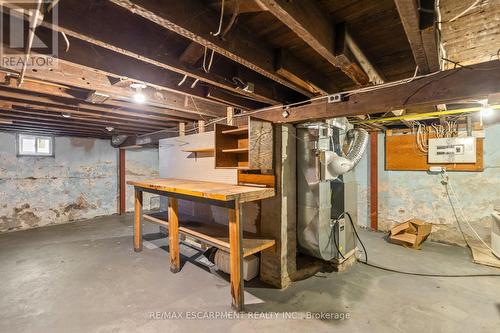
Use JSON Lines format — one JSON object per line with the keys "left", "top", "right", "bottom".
{"left": 222, "top": 148, "right": 248, "bottom": 153}
{"left": 394, "top": 0, "right": 439, "bottom": 74}
{"left": 274, "top": 48, "right": 334, "bottom": 95}
{"left": 248, "top": 118, "right": 274, "bottom": 170}
{"left": 134, "top": 189, "right": 143, "bottom": 252}
{"left": 238, "top": 172, "right": 275, "bottom": 188}
{"left": 119, "top": 149, "right": 126, "bottom": 214}
{"left": 254, "top": 59, "right": 500, "bottom": 123}
{"left": 385, "top": 133, "right": 484, "bottom": 171}
{"left": 108, "top": 0, "right": 315, "bottom": 97}
{"left": 468, "top": 238, "right": 500, "bottom": 269}
{"left": 126, "top": 178, "right": 275, "bottom": 203}
{"left": 182, "top": 147, "right": 215, "bottom": 153}
{"left": 370, "top": 132, "right": 378, "bottom": 230}
{"left": 256, "top": 0, "right": 368, "bottom": 85}
{"left": 168, "top": 197, "right": 180, "bottom": 273}
{"left": 229, "top": 199, "right": 244, "bottom": 311}
{"left": 222, "top": 127, "right": 248, "bottom": 135}
{"left": 143, "top": 212, "right": 276, "bottom": 257}
{"left": 206, "top": 89, "right": 265, "bottom": 110}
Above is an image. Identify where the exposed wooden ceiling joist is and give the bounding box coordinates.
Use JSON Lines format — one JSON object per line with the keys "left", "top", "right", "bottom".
{"left": 255, "top": 0, "right": 369, "bottom": 86}
{"left": 253, "top": 59, "right": 500, "bottom": 123}
{"left": 0, "top": 125, "right": 112, "bottom": 139}
{"left": 0, "top": 76, "right": 207, "bottom": 122}
{"left": 1, "top": 107, "right": 168, "bottom": 132}
{"left": 40, "top": 0, "right": 289, "bottom": 106}
{"left": 0, "top": 113, "right": 153, "bottom": 135}
{"left": 394, "top": 0, "right": 440, "bottom": 74}
{"left": 108, "top": 0, "right": 329, "bottom": 98}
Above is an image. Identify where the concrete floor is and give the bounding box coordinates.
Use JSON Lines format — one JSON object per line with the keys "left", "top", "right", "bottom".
{"left": 0, "top": 214, "right": 499, "bottom": 333}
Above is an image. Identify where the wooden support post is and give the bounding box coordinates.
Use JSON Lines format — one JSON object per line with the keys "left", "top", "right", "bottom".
{"left": 133, "top": 189, "right": 143, "bottom": 252}
{"left": 119, "top": 149, "right": 126, "bottom": 215}
{"left": 168, "top": 197, "right": 180, "bottom": 273}
{"left": 179, "top": 122, "right": 186, "bottom": 136}
{"left": 198, "top": 120, "right": 205, "bottom": 133}
{"left": 227, "top": 107, "right": 234, "bottom": 126}
{"left": 229, "top": 199, "right": 244, "bottom": 311}
{"left": 370, "top": 132, "right": 378, "bottom": 230}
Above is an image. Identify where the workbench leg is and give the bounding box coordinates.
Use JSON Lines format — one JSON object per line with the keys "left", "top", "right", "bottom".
{"left": 133, "top": 189, "right": 143, "bottom": 252}
{"left": 168, "top": 197, "right": 180, "bottom": 273}
{"left": 229, "top": 199, "right": 244, "bottom": 311}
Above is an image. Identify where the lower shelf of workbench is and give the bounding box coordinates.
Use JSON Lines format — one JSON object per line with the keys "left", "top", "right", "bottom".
{"left": 143, "top": 211, "right": 275, "bottom": 257}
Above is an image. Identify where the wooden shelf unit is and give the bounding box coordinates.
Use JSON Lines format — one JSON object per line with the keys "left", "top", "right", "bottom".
{"left": 215, "top": 117, "right": 273, "bottom": 170}
{"left": 144, "top": 211, "right": 275, "bottom": 257}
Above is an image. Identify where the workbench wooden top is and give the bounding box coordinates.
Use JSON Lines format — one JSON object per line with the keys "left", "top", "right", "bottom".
{"left": 127, "top": 178, "right": 275, "bottom": 203}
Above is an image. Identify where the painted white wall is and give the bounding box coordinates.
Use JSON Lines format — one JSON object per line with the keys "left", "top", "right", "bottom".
{"left": 351, "top": 123, "right": 500, "bottom": 245}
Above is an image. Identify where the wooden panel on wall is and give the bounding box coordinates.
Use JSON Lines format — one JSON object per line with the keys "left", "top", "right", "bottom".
{"left": 385, "top": 133, "right": 484, "bottom": 171}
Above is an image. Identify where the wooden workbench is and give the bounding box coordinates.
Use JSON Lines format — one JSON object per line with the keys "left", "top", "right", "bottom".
{"left": 127, "top": 178, "right": 276, "bottom": 311}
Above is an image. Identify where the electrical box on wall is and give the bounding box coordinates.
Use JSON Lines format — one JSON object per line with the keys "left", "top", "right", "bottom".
{"left": 428, "top": 137, "right": 476, "bottom": 164}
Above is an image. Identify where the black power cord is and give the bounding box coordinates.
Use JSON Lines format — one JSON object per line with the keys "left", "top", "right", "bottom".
{"left": 335, "top": 211, "right": 500, "bottom": 278}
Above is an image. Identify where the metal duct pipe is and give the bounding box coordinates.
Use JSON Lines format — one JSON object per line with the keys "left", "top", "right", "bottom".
{"left": 345, "top": 128, "right": 369, "bottom": 169}
{"left": 323, "top": 128, "right": 369, "bottom": 178}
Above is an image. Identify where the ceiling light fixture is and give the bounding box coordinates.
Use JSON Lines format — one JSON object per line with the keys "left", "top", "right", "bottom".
{"left": 62, "top": 113, "right": 71, "bottom": 118}
{"left": 130, "top": 83, "right": 147, "bottom": 104}
{"left": 105, "top": 126, "right": 114, "bottom": 132}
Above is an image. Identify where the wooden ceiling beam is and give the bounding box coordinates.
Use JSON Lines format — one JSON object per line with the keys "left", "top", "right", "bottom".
{"left": 0, "top": 126, "right": 111, "bottom": 139}
{"left": 0, "top": 114, "right": 146, "bottom": 135}
{"left": 0, "top": 72, "right": 205, "bottom": 122}
{"left": 394, "top": 0, "right": 440, "bottom": 74}
{"left": 1, "top": 101, "right": 176, "bottom": 128}
{"left": 274, "top": 48, "right": 339, "bottom": 95}
{"left": 2, "top": 107, "right": 169, "bottom": 132}
{"left": 206, "top": 88, "right": 267, "bottom": 110}
{"left": 0, "top": 86, "right": 198, "bottom": 124}
{"left": 252, "top": 59, "right": 500, "bottom": 123}
{"left": 40, "top": 1, "right": 288, "bottom": 105}
{"left": 108, "top": 0, "right": 322, "bottom": 98}
{"left": 255, "top": 0, "right": 369, "bottom": 86}
{"left": 0, "top": 49, "right": 224, "bottom": 119}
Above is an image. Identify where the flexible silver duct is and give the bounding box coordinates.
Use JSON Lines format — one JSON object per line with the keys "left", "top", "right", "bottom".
{"left": 323, "top": 128, "right": 369, "bottom": 178}
{"left": 345, "top": 128, "right": 369, "bottom": 168}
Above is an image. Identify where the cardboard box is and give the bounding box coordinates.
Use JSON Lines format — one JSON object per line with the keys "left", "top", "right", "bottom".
{"left": 389, "top": 219, "right": 432, "bottom": 249}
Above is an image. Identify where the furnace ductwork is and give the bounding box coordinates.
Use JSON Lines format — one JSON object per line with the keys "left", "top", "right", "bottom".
{"left": 323, "top": 128, "right": 369, "bottom": 178}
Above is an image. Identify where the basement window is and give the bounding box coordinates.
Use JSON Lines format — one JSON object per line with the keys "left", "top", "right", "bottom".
{"left": 17, "top": 134, "right": 54, "bottom": 157}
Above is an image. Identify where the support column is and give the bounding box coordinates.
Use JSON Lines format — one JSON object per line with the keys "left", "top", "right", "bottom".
{"left": 119, "top": 149, "right": 126, "bottom": 215}
{"left": 179, "top": 122, "right": 186, "bottom": 136}
{"left": 370, "top": 131, "right": 378, "bottom": 230}
{"left": 198, "top": 120, "right": 205, "bottom": 133}
{"left": 227, "top": 106, "right": 234, "bottom": 126}
{"left": 168, "top": 197, "right": 180, "bottom": 273}
{"left": 133, "top": 189, "right": 143, "bottom": 252}
{"left": 229, "top": 199, "right": 244, "bottom": 311}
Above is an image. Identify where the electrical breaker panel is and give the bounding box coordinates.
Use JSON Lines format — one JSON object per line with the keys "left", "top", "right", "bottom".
{"left": 428, "top": 137, "right": 476, "bottom": 164}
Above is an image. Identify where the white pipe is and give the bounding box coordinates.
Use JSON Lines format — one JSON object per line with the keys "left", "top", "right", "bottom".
{"left": 18, "top": 0, "right": 43, "bottom": 87}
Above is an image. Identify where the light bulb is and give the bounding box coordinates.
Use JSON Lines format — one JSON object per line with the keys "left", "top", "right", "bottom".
{"left": 133, "top": 92, "right": 146, "bottom": 104}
